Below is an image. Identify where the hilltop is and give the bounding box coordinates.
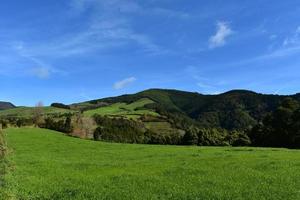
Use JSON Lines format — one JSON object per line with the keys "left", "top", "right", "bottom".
{"left": 0, "top": 101, "right": 15, "bottom": 111}
{"left": 74, "top": 88, "right": 299, "bottom": 130}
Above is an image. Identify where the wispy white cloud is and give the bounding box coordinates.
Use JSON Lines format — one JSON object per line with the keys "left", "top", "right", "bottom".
{"left": 150, "top": 8, "right": 190, "bottom": 19}
{"left": 0, "top": 0, "right": 175, "bottom": 79}
{"left": 185, "top": 65, "right": 227, "bottom": 94}
{"left": 207, "top": 26, "right": 300, "bottom": 69}
{"left": 113, "top": 77, "right": 136, "bottom": 89}
{"left": 209, "top": 21, "right": 234, "bottom": 49}
{"left": 0, "top": 41, "right": 65, "bottom": 79}
{"left": 31, "top": 67, "right": 50, "bottom": 79}
{"left": 26, "top": 0, "right": 172, "bottom": 57}
{"left": 283, "top": 26, "right": 300, "bottom": 47}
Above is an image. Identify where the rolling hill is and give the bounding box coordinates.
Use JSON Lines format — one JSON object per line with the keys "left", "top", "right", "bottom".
{"left": 1, "top": 89, "right": 300, "bottom": 147}
{"left": 0, "top": 101, "right": 15, "bottom": 111}
{"left": 0, "top": 106, "right": 76, "bottom": 118}
{"left": 75, "top": 89, "right": 299, "bottom": 131}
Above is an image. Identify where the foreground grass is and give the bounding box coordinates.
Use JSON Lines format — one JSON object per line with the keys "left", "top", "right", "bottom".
{"left": 2, "top": 128, "right": 300, "bottom": 200}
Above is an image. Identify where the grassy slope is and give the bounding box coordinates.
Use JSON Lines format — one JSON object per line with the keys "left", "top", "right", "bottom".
{"left": 0, "top": 107, "right": 75, "bottom": 118}
{"left": 84, "top": 98, "right": 159, "bottom": 119}
{"left": 0, "top": 130, "right": 7, "bottom": 198}
{"left": 144, "top": 122, "right": 180, "bottom": 135}
{"left": 2, "top": 128, "right": 300, "bottom": 200}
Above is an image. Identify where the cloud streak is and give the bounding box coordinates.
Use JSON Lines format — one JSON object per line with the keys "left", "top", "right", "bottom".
{"left": 31, "top": 67, "right": 50, "bottom": 79}
{"left": 283, "top": 26, "right": 300, "bottom": 47}
{"left": 113, "top": 77, "right": 136, "bottom": 89}
{"left": 23, "top": 0, "right": 172, "bottom": 58}
{"left": 209, "top": 21, "right": 234, "bottom": 49}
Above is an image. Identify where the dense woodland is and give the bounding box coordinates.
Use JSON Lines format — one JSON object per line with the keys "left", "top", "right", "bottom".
{"left": 1, "top": 89, "right": 300, "bottom": 148}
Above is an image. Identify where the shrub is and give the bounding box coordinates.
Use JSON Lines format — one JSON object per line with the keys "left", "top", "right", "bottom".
{"left": 42, "top": 116, "right": 73, "bottom": 133}
{"left": 51, "top": 103, "right": 71, "bottom": 110}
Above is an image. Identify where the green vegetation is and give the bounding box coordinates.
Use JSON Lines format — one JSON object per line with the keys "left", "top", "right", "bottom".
{"left": 80, "top": 89, "right": 300, "bottom": 148}
{"left": 84, "top": 89, "right": 297, "bottom": 131}
{"left": 1, "top": 89, "right": 300, "bottom": 148}
{"left": 250, "top": 98, "right": 300, "bottom": 148}
{"left": 0, "top": 129, "right": 7, "bottom": 198}
{"left": 0, "top": 106, "right": 75, "bottom": 118}
{"left": 144, "top": 122, "right": 174, "bottom": 133}
{"left": 2, "top": 128, "right": 300, "bottom": 199}
{"left": 84, "top": 98, "right": 159, "bottom": 119}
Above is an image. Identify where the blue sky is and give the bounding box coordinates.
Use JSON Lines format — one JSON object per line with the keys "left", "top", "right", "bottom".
{"left": 1, "top": 0, "right": 300, "bottom": 106}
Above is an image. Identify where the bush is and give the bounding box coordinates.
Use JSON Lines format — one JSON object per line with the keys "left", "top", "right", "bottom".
{"left": 51, "top": 103, "right": 71, "bottom": 110}
{"left": 93, "top": 115, "right": 145, "bottom": 143}
{"left": 0, "top": 119, "right": 8, "bottom": 129}
{"left": 42, "top": 116, "right": 73, "bottom": 133}
{"left": 182, "top": 128, "right": 198, "bottom": 145}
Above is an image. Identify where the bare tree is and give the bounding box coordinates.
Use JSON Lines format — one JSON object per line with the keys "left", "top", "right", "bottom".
{"left": 33, "top": 101, "right": 44, "bottom": 127}
{"left": 72, "top": 113, "right": 96, "bottom": 139}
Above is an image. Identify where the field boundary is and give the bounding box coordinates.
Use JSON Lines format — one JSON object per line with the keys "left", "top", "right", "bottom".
{"left": 0, "top": 129, "right": 7, "bottom": 197}
{"left": 0, "top": 129, "right": 14, "bottom": 200}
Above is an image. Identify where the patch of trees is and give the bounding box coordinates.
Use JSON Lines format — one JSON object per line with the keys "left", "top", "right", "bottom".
{"left": 249, "top": 98, "right": 300, "bottom": 148}
{"left": 40, "top": 116, "right": 73, "bottom": 133}
{"left": 93, "top": 115, "right": 145, "bottom": 143}
{"left": 0, "top": 117, "right": 33, "bottom": 128}
{"left": 182, "top": 127, "right": 251, "bottom": 146}
{"left": 94, "top": 114, "right": 186, "bottom": 145}
{"left": 51, "top": 103, "right": 71, "bottom": 110}
{"left": 92, "top": 114, "right": 250, "bottom": 146}
{"left": 0, "top": 119, "right": 8, "bottom": 129}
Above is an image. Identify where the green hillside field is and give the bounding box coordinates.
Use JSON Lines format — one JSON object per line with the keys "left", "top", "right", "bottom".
{"left": 0, "top": 106, "right": 75, "bottom": 118}
{"left": 1, "top": 128, "right": 299, "bottom": 200}
{"left": 84, "top": 98, "right": 159, "bottom": 119}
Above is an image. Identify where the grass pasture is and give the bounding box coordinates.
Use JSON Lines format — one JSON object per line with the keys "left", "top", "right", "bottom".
{"left": 1, "top": 128, "right": 300, "bottom": 199}
{"left": 144, "top": 121, "right": 183, "bottom": 135}
{"left": 84, "top": 98, "right": 159, "bottom": 119}
{"left": 0, "top": 106, "right": 75, "bottom": 118}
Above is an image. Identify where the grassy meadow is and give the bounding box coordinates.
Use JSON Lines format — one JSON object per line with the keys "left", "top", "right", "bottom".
{"left": 84, "top": 98, "right": 159, "bottom": 119}
{"left": 1, "top": 128, "right": 299, "bottom": 199}
{"left": 0, "top": 107, "right": 75, "bottom": 118}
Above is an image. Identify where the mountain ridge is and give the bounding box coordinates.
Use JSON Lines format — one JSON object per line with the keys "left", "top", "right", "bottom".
{"left": 0, "top": 101, "right": 15, "bottom": 110}
{"left": 71, "top": 88, "right": 300, "bottom": 131}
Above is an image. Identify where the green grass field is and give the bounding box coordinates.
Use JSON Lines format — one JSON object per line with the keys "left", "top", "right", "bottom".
{"left": 0, "top": 106, "right": 75, "bottom": 118}
{"left": 144, "top": 122, "right": 183, "bottom": 135}
{"left": 1, "top": 128, "right": 300, "bottom": 200}
{"left": 84, "top": 98, "right": 159, "bottom": 119}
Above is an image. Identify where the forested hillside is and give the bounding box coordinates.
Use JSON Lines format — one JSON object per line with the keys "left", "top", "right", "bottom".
{"left": 0, "top": 102, "right": 15, "bottom": 111}
{"left": 2, "top": 89, "right": 300, "bottom": 148}
{"left": 78, "top": 89, "right": 298, "bottom": 130}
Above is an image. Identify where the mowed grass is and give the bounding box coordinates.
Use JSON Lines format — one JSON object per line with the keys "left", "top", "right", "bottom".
{"left": 84, "top": 98, "right": 159, "bottom": 119}
{"left": 0, "top": 106, "right": 75, "bottom": 118}
{"left": 2, "top": 128, "right": 300, "bottom": 200}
